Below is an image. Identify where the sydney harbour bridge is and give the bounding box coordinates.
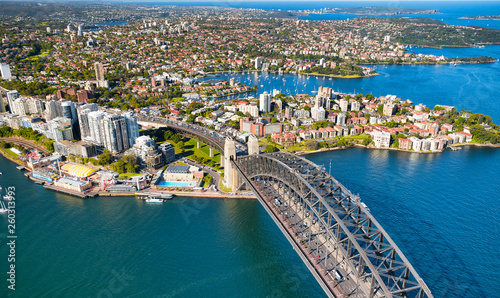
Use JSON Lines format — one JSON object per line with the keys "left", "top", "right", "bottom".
{"left": 137, "top": 117, "right": 433, "bottom": 298}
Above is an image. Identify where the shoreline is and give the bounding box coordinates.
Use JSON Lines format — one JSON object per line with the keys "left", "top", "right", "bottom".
{"left": 2, "top": 138, "right": 499, "bottom": 199}
{"left": 0, "top": 149, "right": 256, "bottom": 200}
{"left": 203, "top": 69, "right": 378, "bottom": 79}
{"left": 294, "top": 142, "right": 500, "bottom": 156}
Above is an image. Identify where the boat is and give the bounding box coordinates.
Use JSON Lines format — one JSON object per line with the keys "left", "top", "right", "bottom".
{"left": 0, "top": 172, "right": 2, "bottom": 175}
{"left": 0, "top": 201, "right": 8, "bottom": 213}
{"left": 145, "top": 197, "right": 164, "bottom": 203}
{"left": 450, "top": 146, "right": 462, "bottom": 151}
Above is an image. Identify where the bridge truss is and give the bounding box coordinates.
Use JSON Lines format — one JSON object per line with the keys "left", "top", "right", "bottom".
{"left": 233, "top": 152, "right": 433, "bottom": 298}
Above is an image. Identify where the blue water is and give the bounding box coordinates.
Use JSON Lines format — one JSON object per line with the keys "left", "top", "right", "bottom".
{"left": 158, "top": 180, "right": 198, "bottom": 187}
{"left": 306, "top": 146, "right": 500, "bottom": 298}
{"left": 0, "top": 1, "right": 498, "bottom": 297}
{"left": 0, "top": 155, "right": 324, "bottom": 297}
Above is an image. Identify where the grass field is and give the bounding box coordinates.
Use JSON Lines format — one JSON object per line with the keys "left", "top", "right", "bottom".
{"left": 0, "top": 148, "right": 20, "bottom": 160}
{"left": 342, "top": 134, "right": 370, "bottom": 140}
{"left": 168, "top": 138, "right": 221, "bottom": 166}
{"left": 24, "top": 51, "right": 50, "bottom": 61}
{"left": 118, "top": 173, "right": 142, "bottom": 179}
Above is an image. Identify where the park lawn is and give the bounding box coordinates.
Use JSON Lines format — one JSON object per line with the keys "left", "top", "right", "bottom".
{"left": 285, "top": 143, "right": 307, "bottom": 152}
{"left": 24, "top": 51, "right": 50, "bottom": 61}
{"left": 219, "top": 181, "right": 232, "bottom": 193}
{"left": 342, "top": 134, "right": 370, "bottom": 140}
{"left": 0, "top": 148, "right": 20, "bottom": 160}
{"left": 118, "top": 173, "right": 142, "bottom": 179}
{"left": 168, "top": 138, "right": 221, "bottom": 165}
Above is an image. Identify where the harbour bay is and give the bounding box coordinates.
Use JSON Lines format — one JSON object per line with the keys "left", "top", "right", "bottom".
{"left": 1, "top": 1, "right": 500, "bottom": 296}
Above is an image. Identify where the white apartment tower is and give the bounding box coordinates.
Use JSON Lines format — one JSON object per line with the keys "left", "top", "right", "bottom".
{"left": 87, "top": 111, "right": 105, "bottom": 145}
{"left": 124, "top": 112, "right": 140, "bottom": 147}
{"left": 1, "top": 63, "right": 12, "bottom": 80}
{"left": 103, "top": 114, "right": 130, "bottom": 153}
{"left": 6, "top": 90, "right": 18, "bottom": 114}
{"left": 259, "top": 92, "right": 272, "bottom": 113}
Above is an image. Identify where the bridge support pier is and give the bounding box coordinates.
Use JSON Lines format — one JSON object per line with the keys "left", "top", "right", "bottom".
{"left": 248, "top": 134, "right": 259, "bottom": 155}
{"left": 223, "top": 137, "right": 240, "bottom": 192}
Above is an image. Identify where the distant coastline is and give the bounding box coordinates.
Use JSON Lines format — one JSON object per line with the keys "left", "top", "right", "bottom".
{"left": 459, "top": 16, "right": 500, "bottom": 21}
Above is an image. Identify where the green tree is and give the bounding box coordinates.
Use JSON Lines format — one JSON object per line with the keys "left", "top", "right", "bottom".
{"left": 177, "top": 141, "right": 185, "bottom": 152}
{"left": 305, "top": 140, "right": 319, "bottom": 151}
{"left": 98, "top": 149, "right": 113, "bottom": 166}
{"left": 264, "top": 144, "right": 276, "bottom": 153}
{"left": 171, "top": 134, "right": 182, "bottom": 144}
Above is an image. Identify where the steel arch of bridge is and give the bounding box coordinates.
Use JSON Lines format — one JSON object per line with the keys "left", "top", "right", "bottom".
{"left": 232, "top": 152, "right": 433, "bottom": 298}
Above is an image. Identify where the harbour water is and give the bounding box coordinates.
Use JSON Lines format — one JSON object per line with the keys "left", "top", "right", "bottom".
{"left": 1, "top": 1, "right": 500, "bottom": 296}
{"left": 1, "top": 145, "right": 499, "bottom": 297}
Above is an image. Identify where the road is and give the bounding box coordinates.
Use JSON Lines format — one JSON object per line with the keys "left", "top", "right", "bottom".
{"left": 255, "top": 179, "right": 368, "bottom": 298}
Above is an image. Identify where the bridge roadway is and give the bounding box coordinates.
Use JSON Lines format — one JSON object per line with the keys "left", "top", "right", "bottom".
{"left": 232, "top": 153, "right": 433, "bottom": 298}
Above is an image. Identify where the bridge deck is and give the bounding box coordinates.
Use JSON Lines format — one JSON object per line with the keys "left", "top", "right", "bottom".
{"left": 233, "top": 153, "right": 433, "bottom": 298}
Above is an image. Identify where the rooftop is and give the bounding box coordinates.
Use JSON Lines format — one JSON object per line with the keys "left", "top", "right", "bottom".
{"left": 166, "top": 165, "right": 190, "bottom": 174}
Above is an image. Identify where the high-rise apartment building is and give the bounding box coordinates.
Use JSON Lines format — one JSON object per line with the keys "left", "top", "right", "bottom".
{"left": 0, "top": 92, "right": 5, "bottom": 113}
{"left": 1, "top": 63, "right": 12, "bottom": 80}
{"left": 103, "top": 114, "right": 130, "bottom": 153}
{"left": 6, "top": 90, "right": 18, "bottom": 114}
{"left": 259, "top": 92, "right": 271, "bottom": 113}
{"left": 124, "top": 112, "right": 139, "bottom": 147}
{"left": 94, "top": 62, "right": 105, "bottom": 81}
{"left": 87, "top": 111, "right": 106, "bottom": 145}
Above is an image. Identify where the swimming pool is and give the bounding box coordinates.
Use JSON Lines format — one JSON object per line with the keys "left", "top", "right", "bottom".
{"left": 157, "top": 181, "right": 198, "bottom": 187}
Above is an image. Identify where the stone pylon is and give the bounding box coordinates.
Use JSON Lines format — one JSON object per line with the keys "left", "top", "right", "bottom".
{"left": 223, "top": 137, "right": 240, "bottom": 191}
{"left": 248, "top": 134, "right": 259, "bottom": 155}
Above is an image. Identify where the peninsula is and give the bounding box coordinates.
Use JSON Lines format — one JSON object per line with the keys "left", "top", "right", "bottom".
{"left": 460, "top": 15, "right": 500, "bottom": 21}
{"left": 309, "top": 7, "right": 440, "bottom": 16}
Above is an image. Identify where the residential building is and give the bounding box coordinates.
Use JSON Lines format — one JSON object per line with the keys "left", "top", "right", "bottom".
{"left": 0, "top": 63, "right": 12, "bottom": 80}
{"left": 372, "top": 131, "right": 391, "bottom": 148}
{"left": 0, "top": 92, "right": 5, "bottom": 113}
{"left": 383, "top": 104, "right": 396, "bottom": 116}
{"left": 87, "top": 111, "right": 106, "bottom": 144}
{"left": 411, "top": 137, "right": 422, "bottom": 151}
{"left": 339, "top": 99, "right": 349, "bottom": 112}
{"left": 272, "top": 132, "right": 297, "bottom": 147}
{"left": 6, "top": 90, "right": 19, "bottom": 114}
{"left": 54, "top": 140, "right": 98, "bottom": 158}
{"left": 47, "top": 117, "right": 74, "bottom": 141}
{"left": 255, "top": 57, "right": 262, "bottom": 69}
{"left": 336, "top": 113, "right": 346, "bottom": 126}
{"left": 159, "top": 142, "right": 176, "bottom": 164}
{"left": 351, "top": 101, "right": 360, "bottom": 111}
{"left": 259, "top": 92, "right": 271, "bottom": 113}
{"left": 124, "top": 112, "right": 140, "bottom": 146}
{"left": 77, "top": 103, "right": 99, "bottom": 140}
{"left": 311, "top": 106, "right": 326, "bottom": 121}
{"left": 103, "top": 114, "right": 130, "bottom": 153}
{"left": 399, "top": 138, "right": 413, "bottom": 150}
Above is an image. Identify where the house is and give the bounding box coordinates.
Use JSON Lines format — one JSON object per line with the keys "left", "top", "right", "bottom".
{"left": 399, "top": 138, "right": 413, "bottom": 150}
{"left": 457, "top": 131, "right": 473, "bottom": 142}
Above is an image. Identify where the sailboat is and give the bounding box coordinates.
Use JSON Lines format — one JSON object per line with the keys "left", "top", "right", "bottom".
{"left": 0, "top": 201, "right": 8, "bottom": 213}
